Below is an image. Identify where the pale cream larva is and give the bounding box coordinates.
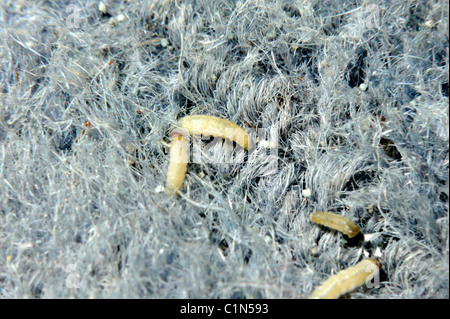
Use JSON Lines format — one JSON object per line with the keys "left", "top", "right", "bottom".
{"left": 178, "top": 115, "right": 252, "bottom": 150}
{"left": 166, "top": 131, "right": 189, "bottom": 195}
{"left": 166, "top": 115, "right": 251, "bottom": 195}
{"left": 311, "top": 212, "right": 361, "bottom": 238}
{"left": 308, "top": 258, "right": 381, "bottom": 299}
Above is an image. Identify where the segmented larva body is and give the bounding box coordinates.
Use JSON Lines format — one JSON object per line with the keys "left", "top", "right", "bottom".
{"left": 308, "top": 258, "right": 381, "bottom": 299}
{"left": 166, "top": 115, "right": 251, "bottom": 195}
{"left": 178, "top": 115, "right": 252, "bottom": 150}
{"left": 166, "top": 131, "right": 189, "bottom": 195}
{"left": 311, "top": 212, "right": 361, "bottom": 238}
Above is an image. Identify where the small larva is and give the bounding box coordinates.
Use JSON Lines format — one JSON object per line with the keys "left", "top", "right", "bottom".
{"left": 166, "top": 131, "right": 189, "bottom": 195}
{"left": 311, "top": 212, "right": 361, "bottom": 238}
{"left": 308, "top": 258, "right": 381, "bottom": 299}
{"left": 178, "top": 115, "right": 252, "bottom": 150}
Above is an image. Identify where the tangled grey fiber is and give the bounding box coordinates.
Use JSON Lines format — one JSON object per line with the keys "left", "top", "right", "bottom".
{"left": 0, "top": 0, "right": 448, "bottom": 298}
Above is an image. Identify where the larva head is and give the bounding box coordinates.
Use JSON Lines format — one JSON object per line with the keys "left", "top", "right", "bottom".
{"left": 170, "top": 128, "right": 189, "bottom": 142}
{"left": 310, "top": 212, "right": 322, "bottom": 223}
{"left": 368, "top": 258, "right": 382, "bottom": 269}
{"left": 346, "top": 225, "right": 361, "bottom": 238}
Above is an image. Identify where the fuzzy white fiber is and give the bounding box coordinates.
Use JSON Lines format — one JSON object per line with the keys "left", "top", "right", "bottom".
{"left": 0, "top": 0, "right": 448, "bottom": 299}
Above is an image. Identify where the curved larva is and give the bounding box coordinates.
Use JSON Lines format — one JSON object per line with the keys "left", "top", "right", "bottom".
{"left": 308, "top": 258, "right": 381, "bottom": 299}
{"left": 166, "top": 131, "right": 189, "bottom": 195}
{"left": 178, "top": 115, "right": 252, "bottom": 150}
{"left": 311, "top": 212, "right": 361, "bottom": 238}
